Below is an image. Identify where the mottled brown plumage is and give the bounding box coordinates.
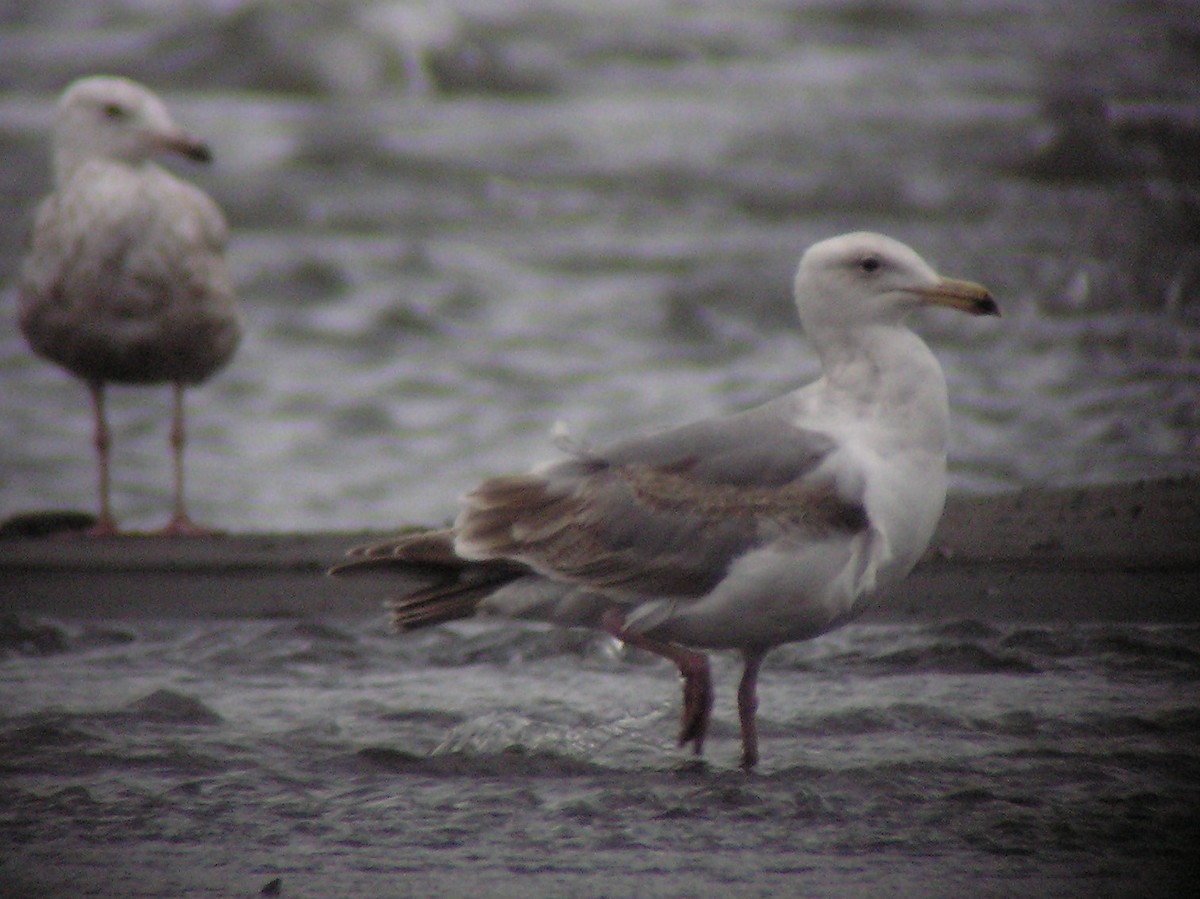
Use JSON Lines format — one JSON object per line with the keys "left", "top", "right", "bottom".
{"left": 18, "top": 76, "right": 241, "bottom": 535}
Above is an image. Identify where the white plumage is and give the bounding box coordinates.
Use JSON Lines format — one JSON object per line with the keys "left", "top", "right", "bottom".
{"left": 335, "top": 231, "right": 999, "bottom": 768}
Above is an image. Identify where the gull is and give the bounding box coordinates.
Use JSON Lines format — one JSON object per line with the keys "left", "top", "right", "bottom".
{"left": 333, "top": 232, "right": 998, "bottom": 768}
{"left": 18, "top": 76, "right": 241, "bottom": 536}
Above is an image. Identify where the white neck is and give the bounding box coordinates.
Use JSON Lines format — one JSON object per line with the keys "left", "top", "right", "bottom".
{"left": 813, "top": 322, "right": 950, "bottom": 454}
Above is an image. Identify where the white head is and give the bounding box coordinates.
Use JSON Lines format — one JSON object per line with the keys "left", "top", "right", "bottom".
{"left": 52, "top": 75, "right": 211, "bottom": 182}
{"left": 793, "top": 232, "right": 997, "bottom": 341}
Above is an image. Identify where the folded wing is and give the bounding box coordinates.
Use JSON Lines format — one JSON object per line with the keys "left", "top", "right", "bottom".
{"left": 457, "top": 406, "right": 868, "bottom": 599}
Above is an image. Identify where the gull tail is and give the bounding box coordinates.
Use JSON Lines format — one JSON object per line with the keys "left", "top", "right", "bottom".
{"left": 330, "top": 528, "right": 527, "bottom": 631}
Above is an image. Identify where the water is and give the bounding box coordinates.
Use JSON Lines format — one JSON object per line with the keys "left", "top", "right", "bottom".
{"left": 1, "top": 0, "right": 1199, "bottom": 533}
{"left": 2, "top": 615, "right": 1197, "bottom": 896}
{"left": 1, "top": 6, "right": 1198, "bottom": 893}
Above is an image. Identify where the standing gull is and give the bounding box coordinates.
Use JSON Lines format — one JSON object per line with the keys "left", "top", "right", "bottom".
{"left": 334, "top": 232, "right": 998, "bottom": 768}
{"left": 18, "top": 76, "right": 241, "bottom": 536}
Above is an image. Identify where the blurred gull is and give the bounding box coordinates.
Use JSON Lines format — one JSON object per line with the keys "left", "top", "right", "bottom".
{"left": 334, "top": 232, "right": 999, "bottom": 769}
{"left": 1007, "top": 86, "right": 1148, "bottom": 182}
{"left": 18, "top": 75, "right": 241, "bottom": 536}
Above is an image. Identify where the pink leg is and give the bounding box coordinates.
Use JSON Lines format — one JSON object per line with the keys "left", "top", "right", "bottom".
{"left": 602, "top": 609, "right": 714, "bottom": 756}
{"left": 156, "top": 383, "right": 220, "bottom": 537}
{"left": 737, "top": 651, "right": 766, "bottom": 770}
{"left": 87, "top": 381, "right": 119, "bottom": 536}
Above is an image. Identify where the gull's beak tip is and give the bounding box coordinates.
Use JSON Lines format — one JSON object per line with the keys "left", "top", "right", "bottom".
{"left": 976, "top": 294, "right": 1000, "bottom": 318}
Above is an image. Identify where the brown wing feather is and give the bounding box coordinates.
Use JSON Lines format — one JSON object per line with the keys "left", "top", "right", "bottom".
{"left": 333, "top": 528, "right": 466, "bottom": 571}
{"left": 333, "top": 417, "right": 868, "bottom": 621}
{"left": 457, "top": 458, "right": 867, "bottom": 599}
{"left": 330, "top": 528, "right": 528, "bottom": 631}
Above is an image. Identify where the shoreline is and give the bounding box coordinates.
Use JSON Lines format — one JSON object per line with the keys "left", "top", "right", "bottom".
{"left": 2, "top": 477, "right": 1197, "bottom": 622}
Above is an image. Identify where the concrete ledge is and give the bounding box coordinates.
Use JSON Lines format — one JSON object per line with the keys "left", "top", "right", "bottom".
{"left": 2, "top": 478, "right": 1196, "bottom": 621}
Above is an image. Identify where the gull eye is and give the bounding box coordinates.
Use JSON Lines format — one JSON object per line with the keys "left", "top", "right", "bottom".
{"left": 858, "top": 255, "right": 882, "bottom": 274}
{"left": 102, "top": 103, "right": 126, "bottom": 119}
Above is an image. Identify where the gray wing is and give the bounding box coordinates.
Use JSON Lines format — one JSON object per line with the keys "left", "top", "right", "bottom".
{"left": 456, "top": 404, "right": 868, "bottom": 599}
{"left": 601, "top": 402, "right": 835, "bottom": 487}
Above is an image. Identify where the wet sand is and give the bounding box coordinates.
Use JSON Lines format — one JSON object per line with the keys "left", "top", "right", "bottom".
{"left": 2, "top": 477, "right": 1197, "bottom": 623}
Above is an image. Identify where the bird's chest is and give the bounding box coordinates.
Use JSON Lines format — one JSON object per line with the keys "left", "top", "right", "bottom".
{"left": 807, "top": 390, "right": 948, "bottom": 577}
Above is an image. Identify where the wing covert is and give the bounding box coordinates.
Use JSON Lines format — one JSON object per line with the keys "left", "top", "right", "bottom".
{"left": 456, "top": 408, "right": 867, "bottom": 598}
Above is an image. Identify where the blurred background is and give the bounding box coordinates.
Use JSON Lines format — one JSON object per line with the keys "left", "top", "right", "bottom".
{"left": 1, "top": 0, "right": 1197, "bottom": 532}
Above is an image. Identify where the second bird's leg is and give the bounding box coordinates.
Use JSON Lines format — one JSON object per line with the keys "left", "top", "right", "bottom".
{"left": 87, "top": 380, "right": 119, "bottom": 536}
{"left": 157, "top": 383, "right": 217, "bottom": 536}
